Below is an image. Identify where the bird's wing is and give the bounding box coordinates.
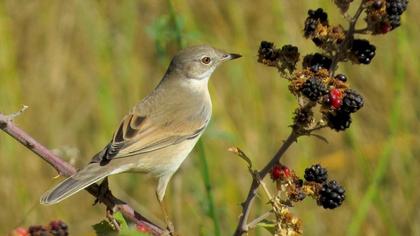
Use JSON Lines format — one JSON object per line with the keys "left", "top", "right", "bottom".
{"left": 90, "top": 110, "right": 208, "bottom": 165}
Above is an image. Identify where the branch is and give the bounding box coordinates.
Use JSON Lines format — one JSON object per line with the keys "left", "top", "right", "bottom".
{"left": 0, "top": 110, "right": 165, "bottom": 236}
{"left": 233, "top": 128, "right": 299, "bottom": 235}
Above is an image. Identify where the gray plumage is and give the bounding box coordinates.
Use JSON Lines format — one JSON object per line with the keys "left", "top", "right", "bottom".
{"left": 41, "top": 45, "right": 241, "bottom": 205}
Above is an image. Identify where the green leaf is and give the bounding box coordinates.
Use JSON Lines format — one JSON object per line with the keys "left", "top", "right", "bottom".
{"left": 256, "top": 219, "right": 276, "bottom": 235}
{"left": 92, "top": 220, "right": 118, "bottom": 236}
{"left": 114, "top": 212, "right": 128, "bottom": 230}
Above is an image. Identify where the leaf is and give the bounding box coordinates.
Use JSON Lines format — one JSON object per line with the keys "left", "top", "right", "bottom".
{"left": 256, "top": 219, "right": 276, "bottom": 235}
{"left": 114, "top": 212, "right": 128, "bottom": 230}
{"left": 228, "top": 146, "right": 253, "bottom": 170}
{"left": 92, "top": 220, "right": 118, "bottom": 236}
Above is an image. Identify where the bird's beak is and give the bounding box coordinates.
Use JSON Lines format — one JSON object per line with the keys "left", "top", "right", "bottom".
{"left": 222, "top": 53, "right": 242, "bottom": 61}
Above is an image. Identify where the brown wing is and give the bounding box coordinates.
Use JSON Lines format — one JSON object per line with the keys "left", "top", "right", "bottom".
{"left": 90, "top": 112, "right": 208, "bottom": 166}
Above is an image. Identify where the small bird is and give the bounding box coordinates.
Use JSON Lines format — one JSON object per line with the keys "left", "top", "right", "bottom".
{"left": 40, "top": 45, "right": 241, "bottom": 209}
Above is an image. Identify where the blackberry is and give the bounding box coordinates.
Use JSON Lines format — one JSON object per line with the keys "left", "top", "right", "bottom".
{"left": 278, "top": 44, "right": 300, "bottom": 72}
{"left": 302, "top": 53, "right": 332, "bottom": 71}
{"left": 341, "top": 89, "right": 364, "bottom": 113}
{"left": 304, "top": 164, "right": 328, "bottom": 183}
{"left": 386, "top": 0, "right": 408, "bottom": 16}
{"left": 49, "top": 220, "right": 69, "bottom": 236}
{"left": 325, "top": 111, "right": 352, "bottom": 131}
{"left": 258, "top": 41, "right": 279, "bottom": 62}
{"left": 318, "top": 180, "right": 345, "bottom": 209}
{"left": 388, "top": 14, "right": 401, "bottom": 29}
{"left": 300, "top": 76, "right": 328, "bottom": 101}
{"left": 304, "top": 8, "right": 328, "bottom": 37}
{"left": 335, "top": 74, "right": 347, "bottom": 82}
{"left": 290, "top": 192, "right": 307, "bottom": 202}
{"left": 372, "top": 0, "right": 384, "bottom": 10}
{"left": 28, "top": 225, "right": 48, "bottom": 236}
{"left": 351, "top": 39, "right": 376, "bottom": 64}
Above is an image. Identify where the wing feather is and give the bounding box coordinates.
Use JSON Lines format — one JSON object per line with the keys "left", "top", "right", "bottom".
{"left": 90, "top": 110, "right": 209, "bottom": 165}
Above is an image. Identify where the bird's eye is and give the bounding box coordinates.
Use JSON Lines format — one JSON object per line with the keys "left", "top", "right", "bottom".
{"left": 201, "top": 56, "right": 211, "bottom": 64}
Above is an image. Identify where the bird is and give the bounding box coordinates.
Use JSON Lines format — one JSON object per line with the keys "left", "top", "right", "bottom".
{"left": 40, "top": 45, "right": 241, "bottom": 212}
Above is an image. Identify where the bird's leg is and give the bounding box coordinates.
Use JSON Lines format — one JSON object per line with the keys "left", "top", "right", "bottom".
{"left": 156, "top": 192, "right": 175, "bottom": 235}
{"left": 93, "top": 177, "right": 111, "bottom": 205}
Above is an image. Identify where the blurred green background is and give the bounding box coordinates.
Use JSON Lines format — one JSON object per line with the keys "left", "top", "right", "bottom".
{"left": 0, "top": 0, "right": 419, "bottom": 235}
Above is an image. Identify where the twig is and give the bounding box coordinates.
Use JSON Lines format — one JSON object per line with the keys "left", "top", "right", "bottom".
{"left": 233, "top": 129, "right": 299, "bottom": 235}
{"left": 330, "top": 1, "right": 366, "bottom": 75}
{"left": 0, "top": 111, "right": 164, "bottom": 236}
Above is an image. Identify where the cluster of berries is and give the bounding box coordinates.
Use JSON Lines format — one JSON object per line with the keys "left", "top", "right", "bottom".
{"left": 303, "top": 8, "right": 379, "bottom": 65}
{"left": 304, "top": 164, "right": 345, "bottom": 209}
{"left": 270, "top": 163, "right": 345, "bottom": 209}
{"left": 258, "top": 41, "right": 300, "bottom": 74}
{"left": 11, "top": 220, "right": 68, "bottom": 236}
{"left": 259, "top": 41, "right": 365, "bottom": 132}
{"left": 296, "top": 65, "right": 363, "bottom": 131}
{"left": 366, "top": 0, "right": 409, "bottom": 34}
{"left": 303, "top": 8, "right": 345, "bottom": 51}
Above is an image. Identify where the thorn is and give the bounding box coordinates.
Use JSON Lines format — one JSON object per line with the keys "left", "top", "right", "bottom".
{"left": 6, "top": 105, "right": 29, "bottom": 122}
{"left": 53, "top": 174, "right": 61, "bottom": 179}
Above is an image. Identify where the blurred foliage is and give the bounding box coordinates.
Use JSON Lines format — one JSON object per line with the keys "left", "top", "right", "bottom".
{"left": 0, "top": 0, "right": 419, "bottom": 235}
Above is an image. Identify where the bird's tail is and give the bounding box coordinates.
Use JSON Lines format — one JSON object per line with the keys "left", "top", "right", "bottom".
{"left": 40, "top": 163, "right": 112, "bottom": 205}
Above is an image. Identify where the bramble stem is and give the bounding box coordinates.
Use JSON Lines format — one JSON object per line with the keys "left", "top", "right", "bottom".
{"left": 330, "top": 1, "right": 366, "bottom": 75}
{"left": 0, "top": 111, "right": 164, "bottom": 236}
{"left": 233, "top": 128, "right": 299, "bottom": 235}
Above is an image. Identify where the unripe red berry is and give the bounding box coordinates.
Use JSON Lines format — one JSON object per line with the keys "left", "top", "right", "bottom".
{"left": 380, "top": 22, "right": 392, "bottom": 34}
{"left": 329, "top": 88, "right": 343, "bottom": 109}
{"left": 271, "top": 165, "right": 282, "bottom": 180}
{"left": 137, "top": 224, "right": 150, "bottom": 233}
{"left": 12, "top": 227, "right": 29, "bottom": 236}
{"left": 271, "top": 164, "right": 291, "bottom": 180}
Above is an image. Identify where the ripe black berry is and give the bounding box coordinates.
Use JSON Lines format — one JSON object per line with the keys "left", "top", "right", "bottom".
{"left": 304, "top": 8, "right": 328, "bottom": 37}
{"left": 351, "top": 39, "right": 376, "bottom": 64}
{"left": 386, "top": 0, "right": 408, "bottom": 16}
{"left": 258, "top": 41, "right": 279, "bottom": 62}
{"left": 388, "top": 14, "right": 401, "bottom": 29}
{"left": 300, "top": 76, "right": 328, "bottom": 101}
{"left": 335, "top": 74, "right": 347, "bottom": 82}
{"left": 304, "top": 164, "right": 328, "bottom": 183}
{"left": 302, "top": 53, "right": 332, "bottom": 70}
{"left": 29, "top": 225, "right": 49, "bottom": 236}
{"left": 373, "top": 0, "right": 384, "bottom": 10}
{"left": 341, "top": 89, "right": 364, "bottom": 113}
{"left": 318, "top": 180, "right": 345, "bottom": 209}
{"left": 325, "top": 111, "right": 352, "bottom": 131}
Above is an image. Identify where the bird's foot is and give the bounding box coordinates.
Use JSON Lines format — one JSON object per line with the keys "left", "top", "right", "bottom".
{"left": 93, "top": 177, "right": 111, "bottom": 205}
{"left": 165, "top": 220, "right": 176, "bottom": 236}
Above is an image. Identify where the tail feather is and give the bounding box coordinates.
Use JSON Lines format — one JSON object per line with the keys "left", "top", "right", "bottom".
{"left": 40, "top": 164, "right": 111, "bottom": 205}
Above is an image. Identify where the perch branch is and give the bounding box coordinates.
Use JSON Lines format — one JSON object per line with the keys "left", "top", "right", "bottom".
{"left": 0, "top": 111, "right": 164, "bottom": 236}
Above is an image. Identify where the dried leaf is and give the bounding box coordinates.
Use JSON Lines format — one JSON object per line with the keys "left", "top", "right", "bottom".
{"left": 228, "top": 146, "right": 253, "bottom": 170}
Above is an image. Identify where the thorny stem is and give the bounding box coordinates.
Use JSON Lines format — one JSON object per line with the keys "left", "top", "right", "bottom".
{"left": 0, "top": 111, "right": 164, "bottom": 236}
{"left": 233, "top": 128, "right": 299, "bottom": 236}
{"left": 330, "top": 1, "right": 366, "bottom": 75}
{"left": 234, "top": 3, "right": 369, "bottom": 234}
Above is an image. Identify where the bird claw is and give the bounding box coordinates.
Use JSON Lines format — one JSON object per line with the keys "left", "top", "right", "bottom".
{"left": 93, "top": 177, "right": 111, "bottom": 206}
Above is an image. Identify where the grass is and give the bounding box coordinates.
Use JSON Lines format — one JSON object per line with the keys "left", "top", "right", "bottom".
{"left": 0, "top": 0, "right": 419, "bottom": 235}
